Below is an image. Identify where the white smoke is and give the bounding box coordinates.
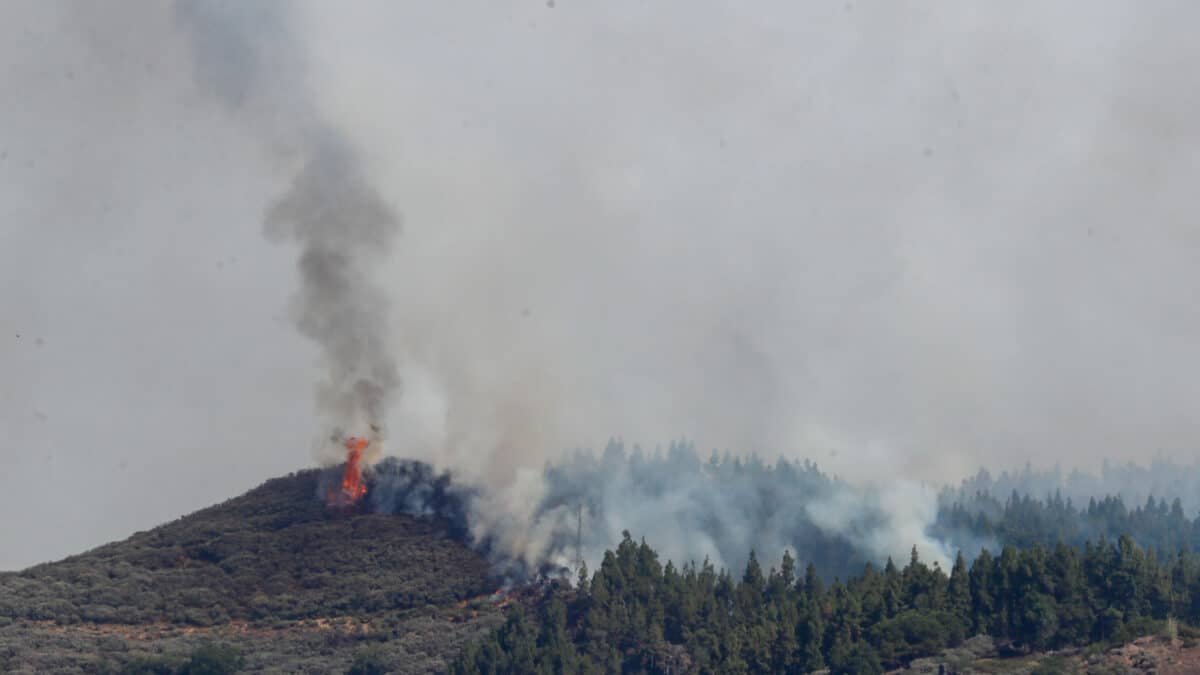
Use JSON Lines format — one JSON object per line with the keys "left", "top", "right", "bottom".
{"left": 160, "top": 1, "right": 1200, "bottom": 578}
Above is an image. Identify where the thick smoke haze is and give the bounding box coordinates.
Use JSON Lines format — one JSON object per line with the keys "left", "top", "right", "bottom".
{"left": 3, "top": 1, "right": 1200, "bottom": 570}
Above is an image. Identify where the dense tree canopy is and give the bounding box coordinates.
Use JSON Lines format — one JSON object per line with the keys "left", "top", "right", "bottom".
{"left": 456, "top": 532, "right": 1200, "bottom": 673}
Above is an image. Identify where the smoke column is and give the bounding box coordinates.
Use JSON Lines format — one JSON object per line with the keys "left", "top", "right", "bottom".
{"left": 160, "top": 1, "right": 1200, "bottom": 582}
{"left": 263, "top": 137, "right": 400, "bottom": 455}
{"left": 166, "top": 0, "right": 1024, "bottom": 578}
{"left": 175, "top": 1, "right": 400, "bottom": 458}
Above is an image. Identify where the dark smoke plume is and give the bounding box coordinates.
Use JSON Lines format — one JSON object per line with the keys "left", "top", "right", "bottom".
{"left": 264, "top": 136, "right": 401, "bottom": 444}
{"left": 175, "top": 1, "right": 400, "bottom": 453}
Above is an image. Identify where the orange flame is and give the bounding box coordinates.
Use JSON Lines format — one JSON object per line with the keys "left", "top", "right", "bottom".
{"left": 327, "top": 436, "right": 369, "bottom": 507}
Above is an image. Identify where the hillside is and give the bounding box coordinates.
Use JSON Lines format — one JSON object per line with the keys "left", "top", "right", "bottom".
{"left": 0, "top": 469, "right": 504, "bottom": 673}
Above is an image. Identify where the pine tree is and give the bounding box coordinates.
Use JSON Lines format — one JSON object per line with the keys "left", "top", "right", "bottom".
{"left": 948, "top": 551, "right": 971, "bottom": 622}
{"left": 796, "top": 599, "right": 826, "bottom": 672}
{"left": 827, "top": 625, "right": 882, "bottom": 675}
{"left": 536, "top": 597, "right": 579, "bottom": 674}
{"left": 576, "top": 561, "right": 589, "bottom": 594}
{"left": 968, "top": 549, "right": 995, "bottom": 635}
{"left": 803, "top": 562, "right": 824, "bottom": 603}
{"left": 780, "top": 549, "right": 797, "bottom": 590}
{"left": 740, "top": 550, "right": 766, "bottom": 616}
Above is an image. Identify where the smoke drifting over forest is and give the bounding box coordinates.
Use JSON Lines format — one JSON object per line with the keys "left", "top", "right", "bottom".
{"left": 362, "top": 448, "right": 1200, "bottom": 583}
{"left": 4, "top": 1, "right": 1200, "bottom": 570}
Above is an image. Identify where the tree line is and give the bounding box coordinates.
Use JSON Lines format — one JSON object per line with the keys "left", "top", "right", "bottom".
{"left": 533, "top": 442, "right": 1200, "bottom": 584}
{"left": 455, "top": 531, "right": 1200, "bottom": 674}
{"left": 936, "top": 489, "right": 1200, "bottom": 555}
{"left": 947, "top": 459, "right": 1200, "bottom": 517}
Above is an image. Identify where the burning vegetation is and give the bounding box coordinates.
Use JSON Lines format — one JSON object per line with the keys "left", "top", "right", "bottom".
{"left": 325, "top": 436, "right": 370, "bottom": 508}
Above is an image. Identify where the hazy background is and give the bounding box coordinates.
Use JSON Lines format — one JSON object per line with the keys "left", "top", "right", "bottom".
{"left": 3, "top": 0, "right": 1199, "bottom": 570}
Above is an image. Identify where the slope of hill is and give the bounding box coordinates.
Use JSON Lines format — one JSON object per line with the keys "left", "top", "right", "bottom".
{"left": 0, "top": 469, "right": 504, "bottom": 673}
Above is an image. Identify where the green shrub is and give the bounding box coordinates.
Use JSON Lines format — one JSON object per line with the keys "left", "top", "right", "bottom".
{"left": 346, "top": 645, "right": 389, "bottom": 675}
{"left": 116, "top": 654, "right": 178, "bottom": 675}
{"left": 1030, "top": 655, "right": 1069, "bottom": 675}
{"left": 178, "top": 643, "right": 244, "bottom": 675}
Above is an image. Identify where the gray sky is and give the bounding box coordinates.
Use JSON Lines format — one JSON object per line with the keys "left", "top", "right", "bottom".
{"left": 3, "top": 0, "right": 1200, "bottom": 570}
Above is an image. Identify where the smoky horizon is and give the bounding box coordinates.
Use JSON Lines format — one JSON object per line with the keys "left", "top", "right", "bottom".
{"left": 3, "top": 0, "right": 1200, "bottom": 571}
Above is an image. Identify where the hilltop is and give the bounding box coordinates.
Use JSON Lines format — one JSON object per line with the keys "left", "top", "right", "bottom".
{"left": 0, "top": 469, "right": 504, "bottom": 673}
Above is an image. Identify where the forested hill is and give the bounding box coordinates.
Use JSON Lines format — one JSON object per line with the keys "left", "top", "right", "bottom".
{"left": 456, "top": 532, "right": 1200, "bottom": 674}
{"left": 6, "top": 454, "right": 1200, "bottom": 672}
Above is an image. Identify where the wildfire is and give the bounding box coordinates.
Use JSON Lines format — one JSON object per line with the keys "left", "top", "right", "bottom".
{"left": 326, "top": 436, "right": 370, "bottom": 507}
